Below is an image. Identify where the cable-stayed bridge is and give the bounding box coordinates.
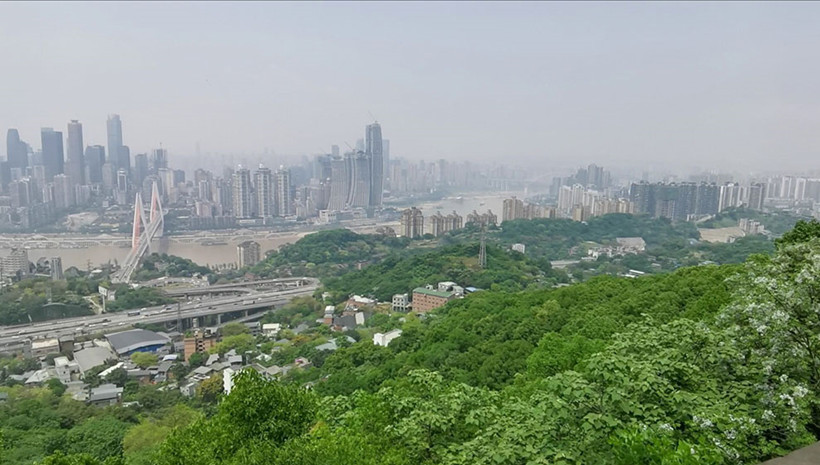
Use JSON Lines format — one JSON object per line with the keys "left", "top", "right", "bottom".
{"left": 111, "top": 182, "right": 164, "bottom": 283}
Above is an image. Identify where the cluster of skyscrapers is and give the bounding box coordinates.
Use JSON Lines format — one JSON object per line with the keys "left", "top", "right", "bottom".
{"left": 2, "top": 115, "right": 183, "bottom": 229}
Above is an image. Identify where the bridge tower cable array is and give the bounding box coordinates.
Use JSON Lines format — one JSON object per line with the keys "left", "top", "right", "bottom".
{"left": 111, "top": 182, "right": 164, "bottom": 283}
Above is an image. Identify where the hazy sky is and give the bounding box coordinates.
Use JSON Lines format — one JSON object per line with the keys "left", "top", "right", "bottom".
{"left": 2, "top": 2, "right": 820, "bottom": 172}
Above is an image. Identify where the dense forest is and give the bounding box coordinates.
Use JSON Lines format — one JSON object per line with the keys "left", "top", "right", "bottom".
{"left": 3, "top": 219, "right": 819, "bottom": 464}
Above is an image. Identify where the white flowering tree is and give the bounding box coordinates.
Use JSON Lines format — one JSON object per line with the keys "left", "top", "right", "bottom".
{"left": 720, "top": 237, "right": 820, "bottom": 438}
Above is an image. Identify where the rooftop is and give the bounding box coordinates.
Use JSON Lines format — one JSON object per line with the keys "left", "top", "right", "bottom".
{"left": 412, "top": 287, "right": 454, "bottom": 298}
{"left": 106, "top": 329, "right": 169, "bottom": 355}
{"left": 74, "top": 346, "right": 116, "bottom": 373}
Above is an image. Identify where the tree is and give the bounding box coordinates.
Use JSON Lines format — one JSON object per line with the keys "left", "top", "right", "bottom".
{"left": 156, "top": 370, "right": 316, "bottom": 465}
{"left": 775, "top": 219, "right": 820, "bottom": 248}
{"left": 130, "top": 353, "right": 158, "bottom": 369}
{"left": 197, "top": 373, "right": 223, "bottom": 403}
{"left": 104, "top": 368, "right": 128, "bottom": 387}
{"left": 721, "top": 238, "right": 820, "bottom": 434}
{"left": 187, "top": 351, "right": 207, "bottom": 368}
{"left": 221, "top": 322, "right": 249, "bottom": 337}
{"left": 46, "top": 378, "right": 67, "bottom": 397}
{"left": 65, "top": 416, "right": 130, "bottom": 462}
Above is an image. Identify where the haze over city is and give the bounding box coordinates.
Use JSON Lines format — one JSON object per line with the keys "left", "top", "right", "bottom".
{"left": 3, "top": 2, "right": 820, "bottom": 172}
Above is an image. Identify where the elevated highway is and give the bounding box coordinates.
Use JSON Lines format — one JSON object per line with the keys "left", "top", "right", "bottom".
{"left": 0, "top": 281, "right": 319, "bottom": 354}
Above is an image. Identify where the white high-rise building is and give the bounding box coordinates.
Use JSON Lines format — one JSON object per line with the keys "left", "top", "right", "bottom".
{"left": 274, "top": 166, "right": 292, "bottom": 217}
{"left": 254, "top": 166, "right": 273, "bottom": 218}
{"left": 232, "top": 167, "right": 252, "bottom": 219}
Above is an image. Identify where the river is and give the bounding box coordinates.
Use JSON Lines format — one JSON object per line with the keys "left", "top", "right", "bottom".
{"left": 1, "top": 192, "right": 520, "bottom": 269}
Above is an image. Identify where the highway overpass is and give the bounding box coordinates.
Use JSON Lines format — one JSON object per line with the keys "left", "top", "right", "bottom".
{"left": 0, "top": 282, "right": 318, "bottom": 355}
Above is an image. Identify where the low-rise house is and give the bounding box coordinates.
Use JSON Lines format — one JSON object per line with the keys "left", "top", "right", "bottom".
{"left": 412, "top": 287, "right": 456, "bottom": 313}
{"left": 30, "top": 338, "right": 60, "bottom": 359}
{"left": 373, "top": 329, "right": 403, "bottom": 347}
{"left": 54, "top": 356, "right": 80, "bottom": 384}
{"left": 87, "top": 383, "right": 123, "bottom": 407}
{"left": 392, "top": 293, "right": 410, "bottom": 312}
{"left": 262, "top": 323, "right": 282, "bottom": 337}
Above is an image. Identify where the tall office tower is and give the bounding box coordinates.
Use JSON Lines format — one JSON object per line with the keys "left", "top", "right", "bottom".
{"left": 134, "top": 153, "right": 149, "bottom": 187}
{"left": 274, "top": 166, "right": 292, "bottom": 217}
{"left": 66, "top": 120, "right": 84, "bottom": 186}
{"left": 40, "top": 128, "right": 64, "bottom": 180}
{"left": 53, "top": 174, "right": 75, "bottom": 209}
{"left": 84, "top": 146, "right": 106, "bottom": 183}
{"left": 400, "top": 207, "right": 424, "bottom": 238}
{"left": 348, "top": 152, "right": 371, "bottom": 208}
{"left": 106, "top": 114, "right": 123, "bottom": 168}
{"left": 382, "top": 139, "right": 390, "bottom": 182}
{"left": 151, "top": 148, "right": 168, "bottom": 173}
{"left": 327, "top": 157, "right": 350, "bottom": 211}
{"left": 366, "top": 122, "right": 384, "bottom": 207}
{"left": 119, "top": 145, "right": 131, "bottom": 173}
{"left": 232, "top": 167, "right": 252, "bottom": 218}
{"left": 6, "top": 129, "right": 28, "bottom": 169}
{"left": 254, "top": 166, "right": 273, "bottom": 217}
{"left": 331, "top": 145, "right": 340, "bottom": 157}
{"left": 502, "top": 196, "right": 525, "bottom": 222}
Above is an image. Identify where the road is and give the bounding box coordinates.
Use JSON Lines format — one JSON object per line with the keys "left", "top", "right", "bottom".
{"left": 0, "top": 280, "right": 319, "bottom": 353}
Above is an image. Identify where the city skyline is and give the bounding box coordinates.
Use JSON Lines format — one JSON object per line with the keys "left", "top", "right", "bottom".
{"left": 3, "top": 3, "right": 820, "bottom": 172}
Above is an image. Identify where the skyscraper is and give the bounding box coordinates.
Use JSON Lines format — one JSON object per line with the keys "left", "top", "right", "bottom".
{"left": 348, "top": 152, "right": 371, "bottom": 208}
{"left": 254, "top": 166, "right": 273, "bottom": 217}
{"left": 151, "top": 148, "right": 168, "bottom": 173}
{"left": 66, "top": 120, "right": 84, "bottom": 186}
{"left": 366, "top": 122, "right": 384, "bottom": 207}
{"left": 40, "top": 128, "right": 64, "bottom": 180}
{"left": 327, "top": 156, "right": 350, "bottom": 211}
{"left": 134, "top": 153, "right": 149, "bottom": 187}
{"left": 274, "top": 166, "right": 292, "bottom": 217}
{"left": 84, "top": 145, "right": 105, "bottom": 184}
{"left": 382, "top": 139, "right": 390, "bottom": 182}
{"left": 232, "top": 167, "right": 252, "bottom": 219}
{"left": 6, "top": 129, "right": 28, "bottom": 169}
{"left": 106, "top": 114, "right": 123, "bottom": 169}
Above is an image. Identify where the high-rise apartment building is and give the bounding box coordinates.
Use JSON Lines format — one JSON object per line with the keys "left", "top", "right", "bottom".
{"left": 53, "top": 174, "right": 75, "bottom": 209}
{"left": 429, "top": 211, "right": 463, "bottom": 237}
{"left": 502, "top": 197, "right": 525, "bottom": 222}
{"left": 232, "top": 167, "right": 252, "bottom": 219}
{"left": 254, "top": 166, "right": 273, "bottom": 217}
{"left": 84, "top": 145, "right": 105, "bottom": 184}
{"left": 40, "top": 128, "right": 64, "bottom": 180}
{"left": 0, "top": 248, "right": 29, "bottom": 277}
{"left": 274, "top": 166, "right": 292, "bottom": 216}
{"left": 66, "top": 120, "right": 84, "bottom": 186}
{"left": 400, "top": 207, "right": 424, "bottom": 238}
{"left": 237, "top": 241, "right": 262, "bottom": 268}
{"left": 366, "top": 122, "right": 384, "bottom": 207}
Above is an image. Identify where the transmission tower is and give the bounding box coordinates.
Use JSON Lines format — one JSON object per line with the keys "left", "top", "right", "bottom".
{"left": 479, "top": 223, "right": 487, "bottom": 269}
